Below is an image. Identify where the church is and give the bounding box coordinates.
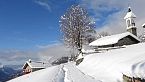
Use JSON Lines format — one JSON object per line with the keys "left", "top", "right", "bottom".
{"left": 89, "top": 7, "right": 140, "bottom": 48}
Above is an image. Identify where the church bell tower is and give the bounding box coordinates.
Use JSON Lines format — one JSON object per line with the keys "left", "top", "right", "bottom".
{"left": 124, "top": 6, "right": 137, "bottom": 36}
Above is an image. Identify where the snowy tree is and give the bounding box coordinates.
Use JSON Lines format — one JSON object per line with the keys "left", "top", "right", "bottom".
{"left": 95, "top": 31, "right": 110, "bottom": 39}
{"left": 59, "top": 5, "right": 96, "bottom": 57}
{"left": 138, "top": 32, "right": 145, "bottom": 42}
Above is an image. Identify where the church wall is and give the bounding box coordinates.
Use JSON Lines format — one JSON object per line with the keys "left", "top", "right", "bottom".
{"left": 127, "top": 28, "right": 137, "bottom": 36}
{"left": 116, "top": 35, "right": 139, "bottom": 46}
{"left": 97, "top": 35, "right": 139, "bottom": 48}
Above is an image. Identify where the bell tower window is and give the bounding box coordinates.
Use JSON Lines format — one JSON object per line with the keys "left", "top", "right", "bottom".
{"left": 131, "top": 19, "right": 135, "bottom": 26}
{"left": 127, "top": 20, "right": 131, "bottom": 27}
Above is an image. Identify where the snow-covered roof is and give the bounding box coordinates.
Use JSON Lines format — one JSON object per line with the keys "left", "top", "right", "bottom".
{"left": 89, "top": 32, "right": 140, "bottom": 46}
{"left": 124, "top": 7, "right": 136, "bottom": 19}
{"left": 23, "top": 60, "right": 51, "bottom": 69}
{"left": 142, "top": 23, "right": 145, "bottom": 28}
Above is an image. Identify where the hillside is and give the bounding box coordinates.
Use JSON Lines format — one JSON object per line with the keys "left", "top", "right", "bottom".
{"left": 8, "top": 43, "right": 145, "bottom": 82}
{"left": 78, "top": 43, "right": 145, "bottom": 82}
{"left": 8, "top": 63, "right": 99, "bottom": 82}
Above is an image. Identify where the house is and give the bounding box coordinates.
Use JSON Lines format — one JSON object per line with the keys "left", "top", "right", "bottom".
{"left": 89, "top": 6, "right": 140, "bottom": 48}
{"left": 89, "top": 32, "right": 140, "bottom": 48}
{"left": 22, "top": 59, "right": 50, "bottom": 74}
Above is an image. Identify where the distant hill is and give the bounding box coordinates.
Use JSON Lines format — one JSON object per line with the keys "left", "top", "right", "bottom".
{"left": 0, "top": 65, "right": 23, "bottom": 82}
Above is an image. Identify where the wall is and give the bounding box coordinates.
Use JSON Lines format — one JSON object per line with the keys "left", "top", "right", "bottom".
{"left": 116, "top": 35, "right": 139, "bottom": 46}
{"left": 23, "top": 65, "right": 32, "bottom": 74}
{"left": 123, "top": 74, "right": 145, "bottom": 82}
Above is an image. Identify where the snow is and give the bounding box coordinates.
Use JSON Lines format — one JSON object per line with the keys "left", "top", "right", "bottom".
{"left": 8, "top": 63, "right": 100, "bottom": 82}
{"left": 78, "top": 43, "right": 145, "bottom": 82}
{"left": 82, "top": 46, "right": 96, "bottom": 54}
{"left": 124, "top": 11, "right": 136, "bottom": 19}
{"left": 63, "top": 63, "right": 99, "bottom": 82}
{"left": 76, "top": 53, "right": 84, "bottom": 60}
{"left": 23, "top": 60, "right": 51, "bottom": 69}
{"left": 89, "top": 32, "right": 140, "bottom": 46}
{"left": 0, "top": 63, "right": 3, "bottom": 68}
{"left": 8, "top": 65, "right": 64, "bottom": 82}
{"left": 8, "top": 43, "right": 145, "bottom": 82}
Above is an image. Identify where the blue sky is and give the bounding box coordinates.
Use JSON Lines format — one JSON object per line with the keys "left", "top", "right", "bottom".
{"left": 0, "top": 0, "right": 123, "bottom": 50}
{"left": 0, "top": 0, "right": 145, "bottom": 65}
{"left": 0, "top": 0, "right": 79, "bottom": 50}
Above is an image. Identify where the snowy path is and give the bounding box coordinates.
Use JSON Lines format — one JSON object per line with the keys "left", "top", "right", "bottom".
{"left": 63, "top": 63, "right": 100, "bottom": 82}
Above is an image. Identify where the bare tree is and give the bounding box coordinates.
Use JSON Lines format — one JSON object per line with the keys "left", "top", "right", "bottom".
{"left": 59, "top": 5, "right": 96, "bottom": 57}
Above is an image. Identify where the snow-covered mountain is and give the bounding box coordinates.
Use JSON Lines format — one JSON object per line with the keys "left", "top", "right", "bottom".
{"left": 8, "top": 43, "right": 145, "bottom": 82}
{"left": 0, "top": 65, "right": 23, "bottom": 82}
{"left": 0, "top": 63, "right": 3, "bottom": 68}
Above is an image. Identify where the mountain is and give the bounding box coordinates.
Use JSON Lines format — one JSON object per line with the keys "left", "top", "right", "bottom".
{"left": 0, "top": 65, "right": 23, "bottom": 82}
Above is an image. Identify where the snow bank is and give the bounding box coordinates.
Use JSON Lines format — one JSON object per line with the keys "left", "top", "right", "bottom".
{"left": 78, "top": 43, "right": 145, "bottom": 82}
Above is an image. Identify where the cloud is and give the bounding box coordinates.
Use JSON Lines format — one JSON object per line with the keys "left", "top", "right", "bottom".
{"left": 36, "top": 41, "right": 60, "bottom": 49}
{"left": 34, "top": 0, "right": 51, "bottom": 11}
{"left": 0, "top": 49, "right": 39, "bottom": 65}
{"left": 79, "top": 0, "right": 145, "bottom": 35}
{"left": 37, "top": 44, "right": 77, "bottom": 63}
{"left": 0, "top": 43, "right": 76, "bottom": 65}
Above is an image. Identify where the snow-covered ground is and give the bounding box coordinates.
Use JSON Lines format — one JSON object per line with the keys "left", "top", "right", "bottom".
{"left": 8, "top": 65, "right": 65, "bottom": 82}
{"left": 78, "top": 43, "right": 145, "bottom": 82}
{"left": 8, "top": 43, "right": 145, "bottom": 82}
{"left": 8, "top": 63, "right": 99, "bottom": 82}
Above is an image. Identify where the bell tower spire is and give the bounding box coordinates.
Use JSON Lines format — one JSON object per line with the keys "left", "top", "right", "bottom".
{"left": 124, "top": 6, "right": 137, "bottom": 36}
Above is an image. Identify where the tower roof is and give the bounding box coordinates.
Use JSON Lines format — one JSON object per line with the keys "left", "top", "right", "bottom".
{"left": 128, "top": 7, "right": 131, "bottom": 12}
{"left": 124, "top": 7, "right": 136, "bottom": 19}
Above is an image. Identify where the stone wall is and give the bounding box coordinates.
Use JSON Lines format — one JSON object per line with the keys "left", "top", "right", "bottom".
{"left": 123, "top": 74, "right": 145, "bottom": 82}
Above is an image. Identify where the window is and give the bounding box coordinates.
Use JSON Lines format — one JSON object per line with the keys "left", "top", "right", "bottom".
{"left": 127, "top": 20, "right": 130, "bottom": 27}
{"left": 131, "top": 19, "right": 135, "bottom": 26}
